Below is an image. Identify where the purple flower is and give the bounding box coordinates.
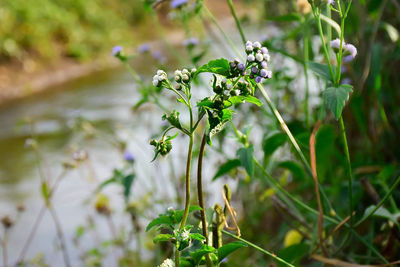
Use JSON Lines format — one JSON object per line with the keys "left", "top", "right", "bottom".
{"left": 255, "top": 76, "right": 263, "bottom": 83}
{"left": 343, "top": 43, "right": 357, "bottom": 61}
{"left": 266, "top": 70, "right": 272, "bottom": 79}
{"left": 245, "top": 41, "right": 252, "bottom": 46}
{"left": 238, "top": 63, "right": 245, "bottom": 70}
{"left": 111, "top": 46, "right": 123, "bottom": 56}
{"left": 138, "top": 43, "right": 151, "bottom": 54}
{"left": 251, "top": 66, "right": 259, "bottom": 74}
{"left": 341, "top": 65, "right": 347, "bottom": 73}
{"left": 124, "top": 151, "right": 135, "bottom": 162}
{"left": 260, "top": 69, "right": 268, "bottom": 77}
{"left": 170, "top": 0, "right": 188, "bottom": 8}
{"left": 261, "top": 61, "right": 268, "bottom": 68}
{"left": 261, "top": 47, "right": 269, "bottom": 54}
{"left": 183, "top": 37, "right": 199, "bottom": 47}
{"left": 341, "top": 78, "right": 352, "bottom": 85}
{"left": 152, "top": 51, "right": 166, "bottom": 63}
{"left": 330, "top": 38, "right": 341, "bottom": 53}
{"left": 327, "top": 0, "right": 335, "bottom": 5}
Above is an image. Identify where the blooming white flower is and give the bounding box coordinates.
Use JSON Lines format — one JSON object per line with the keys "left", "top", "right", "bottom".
{"left": 245, "top": 45, "right": 253, "bottom": 52}
{"left": 157, "top": 70, "right": 164, "bottom": 76}
{"left": 158, "top": 258, "right": 175, "bottom": 267}
{"left": 245, "top": 40, "right": 252, "bottom": 46}
{"left": 263, "top": 53, "right": 270, "bottom": 62}
{"left": 174, "top": 70, "right": 182, "bottom": 76}
{"left": 181, "top": 229, "right": 190, "bottom": 241}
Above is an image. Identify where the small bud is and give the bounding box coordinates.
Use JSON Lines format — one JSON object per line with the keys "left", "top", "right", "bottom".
{"left": 245, "top": 40, "right": 252, "bottom": 46}
{"left": 261, "top": 47, "right": 269, "bottom": 54}
{"left": 253, "top": 41, "right": 261, "bottom": 49}
{"left": 261, "top": 61, "right": 268, "bottom": 68}
{"left": 17, "top": 204, "right": 25, "bottom": 213}
{"left": 191, "top": 68, "right": 197, "bottom": 75}
{"left": 255, "top": 76, "right": 263, "bottom": 83}
{"left": 330, "top": 38, "right": 341, "bottom": 53}
{"left": 251, "top": 66, "right": 259, "bottom": 74}
{"left": 260, "top": 69, "right": 268, "bottom": 77}
{"left": 238, "top": 63, "right": 245, "bottom": 71}
{"left": 1, "top": 216, "right": 13, "bottom": 229}
{"left": 230, "top": 61, "right": 236, "bottom": 68}
{"left": 174, "top": 70, "right": 182, "bottom": 76}
{"left": 182, "top": 74, "right": 190, "bottom": 83}
{"left": 263, "top": 53, "right": 270, "bottom": 62}
{"left": 150, "top": 139, "right": 158, "bottom": 146}
{"left": 245, "top": 45, "right": 253, "bottom": 53}
{"left": 174, "top": 83, "right": 182, "bottom": 90}
{"left": 247, "top": 54, "right": 255, "bottom": 62}
{"left": 175, "top": 75, "right": 181, "bottom": 83}
{"left": 256, "top": 53, "right": 264, "bottom": 62}
{"left": 182, "top": 69, "right": 189, "bottom": 75}
{"left": 234, "top": 58, "right": 240, "bottom": 64}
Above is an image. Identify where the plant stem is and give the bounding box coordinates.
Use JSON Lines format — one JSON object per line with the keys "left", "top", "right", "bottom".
{"left": 303, "top": 24, "right": 310, "bottom": 128}
{"left": 197, "top": 133, "right": 212, "bottom": 267}
{"left": 335, "top": 17, "right": 345, "bottom": 86}
{"left": 339, "top": 116, "right": 353, "bottom": 225}
{"left": 2, "top": 229, "right": 8, "bottom": 267}
{"left": 48, "top": 205, "right": 71, "bottom": 267}
{"left": 314, "top": 12, "right": 335, "bottom": 82}
{"left": 355, "top": 175, "right": 400, "bottom": 227}
{"left": 226, "top": 0, "right": 246, "bottom": 44}
{"left": 176, "top": 134, "right": 194, "bottom": 266}
{"left": 222, "top": 230, "right": 295, "bottom": 267}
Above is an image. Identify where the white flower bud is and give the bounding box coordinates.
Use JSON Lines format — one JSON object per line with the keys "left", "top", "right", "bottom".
{"left": 182, "top": 74, "right": 190, "bottom": 82}
{"left": 263, "top": 53, "right": 270, "bottom": 62}
{"left": 247, "top": 54, "right": 255, "bottom": 62}
{"left": 157, "top": 70, "right": 164, "bottom": 76}
{"left": 246, "top": 45, "right": 253, "bottom": 52}
{"left": 246, "top": 40, "right": 252, "bottom": 46}
{"left": 174, "top": 70, "right": 182, "bottom": 76}
{"left": 182, "top": 69, "right": 189, "bottom": 75}
{"left": 256, "top": 53, "right": 264, "bottom": 62}
{"left": 253, "top": 41, "right": 261, "bottom": 48}
{"left": 152, "top": 79, "right": 159, "bottom": 86}
{"left": 227, "top": 84, "right": 233, "bottom": 90}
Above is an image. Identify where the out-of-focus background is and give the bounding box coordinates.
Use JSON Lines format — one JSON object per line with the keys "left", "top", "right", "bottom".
{"left": 0, "top": 0, "right": 400, "bottom": 266}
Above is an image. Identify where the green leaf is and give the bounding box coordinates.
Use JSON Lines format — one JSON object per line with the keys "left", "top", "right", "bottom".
{"left": 190, "top": 233, "right": 206, "bottom": 242}
{"left": 224, "top": 95, "right": 262, "bottom": 108}
{"left": 263, "top": 133, "right": 288, "bottom": 158}
{"left": 153, "top": 234, "right": 173, "bottom": 243}
{"left": 195, "top": 58, "right": 231, "bottom": 77}
{"left": 267, "top": 13, "right": 301, "bottom": 22}
{"left": 145, "top": 215, "right": 173, "bottom": 232}
{"left": 237, "top": 145, "right": 254, "bottom": 178}
{"left": 41, "top": 181, "right": 51, "bottom": 206}
{"left": 308, "top": 62, "right": 334, "bottom": 81}
{"left": 197, "top": 98, "right": 214, "bottom": 109}
{"left": 362, "top": 205, "right": 399, "bottom": 226}
{"left": 277, "top": 161, "right": 306, "bottom": 181}
{"left": 122, "top": 174, "right": 135, "bottom": 200}
{"left": 213, "top": 159, "right": 241, "bottom": 180}
{"left": 277, "top": 243, "right": 309, "bottom": 267}
{"left": 191, "top": 245, "right": 216, "bottom": 265}
{"left": 217, "top": 241, "right": 247, "bottom": 262}
{"left": 162, "top": 110, "right": 182, "bottom": 130}
{"left": 175, "top": 205, "right": 203, "bottom": 222}
{"left": 323, "top": 84, "right": 353, "bottom": 119}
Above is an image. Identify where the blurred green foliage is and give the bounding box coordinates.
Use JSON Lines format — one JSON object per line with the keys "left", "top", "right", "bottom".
{"left": 0, "top": 0, "right": 148, "bottom": 62}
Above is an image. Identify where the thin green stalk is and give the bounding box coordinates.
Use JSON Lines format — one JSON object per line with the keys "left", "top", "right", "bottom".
{"left": 202, "top": 5, "right": 243, "bottom": 61}
{"left": 355, "top": 175, "right": 400, "bottom": 227}
{"left": 226, "top": 0, "right": 246, "bottom": 44}
{"left": 335, "top": 17, "right": 346, "bottom": 86}
{"left": 197, "top": 133, "right": 212, "bottom": 267}
{"left": 176, "top": 134, "right": 194, "bottom": 267}
{"left": 339, "top": 116, "right": 353, "bottom": 225}
{"left": 314, "top": 12, "right": 335, "bottom": 82}
{"left": 222, "top": 230, "right": 295, "bottom": 267}
{"left": 303, "top": 24, "right": 310, "bottom": 128}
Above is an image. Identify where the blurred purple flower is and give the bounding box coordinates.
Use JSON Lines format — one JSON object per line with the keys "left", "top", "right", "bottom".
{"left": 183, "top": 37, "right": 199, "bottom": 47}
{"left": 343, "top": 43, "right": 357, "bottom": 62}
{"left": 255, "top": 76, "right": 263, "bottom": 83}
{"left": 170, "top": 0, "right": 188, "bottom": 8}
{"left": 330, "top": 38, "right": 341, "bottom": 53}
{"left": 111, "top": 46, "right": 123, "bottom": 56}
{"left": 251, "top": 66, "right": 258, "bottom": 74}
{"left": 138, "top": 43, "right": 151, "bottom": 54}
{"left": 152, "top": 51, "right": 167, "bottom": 64}
{"left": 341, "top": 78, "right": 352, "bottom": 85}
{"left": 327, "top": 0, "right": 335, "bottom": 5}
{"left": 124, "top": 150, "right": 135, "bottom": 162}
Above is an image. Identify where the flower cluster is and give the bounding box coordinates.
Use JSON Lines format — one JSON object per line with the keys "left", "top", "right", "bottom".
{"left": 150, "top": 137, "right": 172, "bottom": 156}
{"left": 152, "top": 70, "right": 168, "bottom": 87}
{"left": 229, "top": 41, "right": 272, "bottom": 84}
{"left": 330, "top": 38, "right": 357, "bottom": 62}
{"left": 173, "top": 68, "right": 196, "bottom": 90}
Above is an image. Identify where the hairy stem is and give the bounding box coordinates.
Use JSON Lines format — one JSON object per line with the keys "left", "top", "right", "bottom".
{"left": 197, "top": 133, "right": 212, "bottom": 267}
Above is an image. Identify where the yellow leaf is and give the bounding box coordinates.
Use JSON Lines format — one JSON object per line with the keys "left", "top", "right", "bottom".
{"left": 284, "top": 229, "right": 303, "bottom": 247}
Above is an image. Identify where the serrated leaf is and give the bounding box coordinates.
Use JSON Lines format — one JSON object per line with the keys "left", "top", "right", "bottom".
{"left": 237, "top": 145, "right": 254, "bottom": 178}
{"left": 162, "top": 110, "right": 182, "bottom": 130}
{"left": 263, "top": 133, "right": 288, "bottom": 158}
{"left": 190, "top": 233, "right": 206, "bottom": 241}
{"left": 146, "top": 215, "right": 173, "bottom": 232}
{"left": 195, "top": 58, "right": 231, "bottom": 77}
{"left": 213, "top": 159, "right": 241, "bottom": 180}
{"left": 153, "top": 234, "right": 173, "bottom": 243}
{"left": 217, "top": 241, "right": 247, "bottom": 262}
{"left": 308, "top": 62, "right": 335, "bottom": 81}
{"left": 323, "top": 84, "right": 353, "bottom": 119}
